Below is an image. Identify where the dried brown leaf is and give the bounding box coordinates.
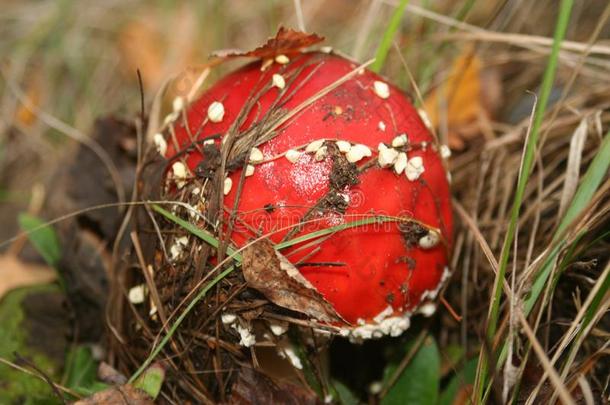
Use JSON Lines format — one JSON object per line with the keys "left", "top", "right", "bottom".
{"left": 229, "top": 367, "right": 320, "bottom": 405}
{"left": 241, "top": 239, "right": 344, "bottom": 324}
{"left": 0, "top": 254, "right": 56, "bottom": 299}
{"left": 211, "top": 26, "right": 324, "bottom": 59}
{"left": 73, "top": 384, "right": 153, "bottom": 405}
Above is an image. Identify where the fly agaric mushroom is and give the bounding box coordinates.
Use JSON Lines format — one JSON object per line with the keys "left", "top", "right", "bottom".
{"left": 164, "top": 51, "right": 452, "bottom": 340}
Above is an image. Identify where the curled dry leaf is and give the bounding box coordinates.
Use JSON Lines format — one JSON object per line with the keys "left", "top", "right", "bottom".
{"left": 211, "top": 26, "right": 324, "bottom": 59}
{"left": 241, "top": 239, "right": 344, "bottom": 324}
{"left": 0, "top": 254, "right": 56, "bottom": 299}
{"left": 229, "top": 367, "right": 320, "bottom": 405}
{"left": 423, "top": 48, "right": 502, "bottom": 150}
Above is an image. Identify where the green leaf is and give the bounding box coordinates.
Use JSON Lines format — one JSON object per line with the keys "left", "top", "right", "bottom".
{"left": 438, "top": 358, "right": 477, "bottom": 405}
{"left": 63, "top": 345, "right": 107, "bottom": 396}
{"left": 382, "top": 336, "right": 440, "bottom": 405}
{"left": 332, "top": 379, "right": 360, "bottom": 405}
{"left": 18, "top": 213, "right": 61, "bottom": 267}
{"left": 133, "top": 363, "right": 165, "bottom": 399}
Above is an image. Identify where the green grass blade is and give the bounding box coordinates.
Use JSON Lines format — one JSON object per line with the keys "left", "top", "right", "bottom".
{"left": 475, "top": 0, "right": 574, "bottom": 399}
{"left": 371, "top": 0, "right": 410, "bottom": 73}
{"left": 152, "top": 204, "right": 241, "bottom": 261}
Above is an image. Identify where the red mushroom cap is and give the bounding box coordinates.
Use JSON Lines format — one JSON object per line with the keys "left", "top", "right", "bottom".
{"left": 165, "top": 52, "right": 452, "bottom": 339}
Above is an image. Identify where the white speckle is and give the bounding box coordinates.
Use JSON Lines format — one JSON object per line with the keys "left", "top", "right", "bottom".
{"left": 149, "top": 301, "right": 157, "bottom": 317}
{"left": 377, "top": 143, "right": 399, "bottom": 167}
{"left": 163, "top": 111, "right": 179, "bottom": 126}
{"left": 378, "top": 121, "right": 386, "bottom": 131}
{"left": 418, "top": 302, "right": 437, "bottom": 317}
{"left": 405, "top": 156, "right": 425, "bottom": 181}
{"left": 394, "top": 152, "right": 407, "bottom": 174}
{"left": 369, "top": 381, "right": 383, "bottom": 394}
{"left": 418, "top": 230, "right": 440, "bottom": 249}
{"left": 373, "top": 80, "right": 390, "bottom": 99}
{"left": 314, "top": 146, "right": 328, "bottom": 161}
{"left": 357, "top": 68, "right": 365, "bottom": 75}
{"left": 277, "top": 339, "right": 302, "bottom": 369}
{"left": 275, "top": 54, "right": 290, "bottom": 64}
{"left": 203, "top": 138, "right": 215, "bottom": 145}
{"left": 340, "top": 312, "right": 412, "bottom": 342}
{"left": 392, "top": 133, "right": 408, "bottom": 147}
{"left": 269, "top": 321, "right": 289, "bottom": 336}
{"left": 172, "top": 161, "right": 188, "bottom": 189}
{"left": 207, "top": 101, "right": 225, "bottom": 123}
{"left": 346, "top": 144, "right": 372, "bottom": 163}
{"left": 192, "top": 187, "right": 201, "bottom": 195}
{"left": 447, "top": 171, "right": 452, "bottom": 183}
{"left": 249, "top": 147, "right": 264, "bottom": 163}
{"left": 285, "top": 149, "right": 301, "bottom": 163}
{"left": 128, "top": 284, "right": 146, "bottom": 304}
{"left": 221, "top": 313, "right": 237, "bottom": 325}
{"left": 440, "top": 144, "right": 452, "bottom": 158}
{"left": 272, "top": 73, "right": 285, "bottom": 89}
{"left": 305, "top": 139, "right": 325, "bottom": 153}
{"left": 261, "top": 58, "right": 273, "bottom": 71}
{"left": 232, "top": 323, "right": 256, "bottom": 347}
{"left": 373, "top": 305, "right": 394, "bottom": 323}
{"left": 335, "top": 140, "right": 351, "bottom": 153}
{"left": 321, "top": 46, "right": 333, "bottom": 54}
{"left": 172, "top": 96, "right": 184, "bottom": 112}
{"left": 169, "top": 236, "right": 188, "bottom": 260}
{"left": 324, "top": 394, "right": 333, "bottom": 403}
{"left": 341, "top": 193, "right": 350, "bottom": 204}
{"left": 245, "top": 164, "right": 255, "bottom": 177}
{"left": 153, "top": 133, "right": 167, "bottom": 156}
{"left": 223, "top": 177, "right": 233, "bottom": 195}
{"left": 421, "top": 267, "right": 452, "bottom": 301}
{"left": 418, "top": 108, "right": 432, "bottom": 129}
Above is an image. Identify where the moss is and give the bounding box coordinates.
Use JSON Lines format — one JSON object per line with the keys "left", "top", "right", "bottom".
{"left": 0, "top": 285, "right": 63, "bottom": 405}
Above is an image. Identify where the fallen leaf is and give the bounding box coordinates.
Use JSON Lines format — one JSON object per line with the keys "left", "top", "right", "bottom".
{"left": 211, "top": 26, "right": 324, "bottom": 59}
{"left": 423, "top": 48, "right": 501, "bottom": 150}
{"left": 241, "top": 239, "right": 344, "bottom": 324}
{"left": 229, "top": 367, "right": 320, "bottom": 405}
{"left": 0, "top": 254, "right": 56, "bottom": 299}
{"left": 73, "top": 384, "right": 154, "bottom": 405}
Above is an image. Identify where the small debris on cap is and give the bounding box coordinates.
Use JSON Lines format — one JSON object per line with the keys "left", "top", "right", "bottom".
{"left": 405, "top": 156, "right": 425, "bottom": 181}
{"left": 305, "top": 139, "right": 325, "bottom": 153}
{"left": 128, "top": 284, "right": 146, "bottom": 304}
{"left": 378, "top": 143, "right": 399, "bottom": 167}
{"left": 275, "top": 54, "right": 290, "bottom": 64}
{"left": 346, "top": 144, "right": 372, "bottom": 163}
{"left": 392, "top": 134, "right": 408, "bottom": 148}
{"left": 245, "top": 164, "right": 255, "bottom": 177}
{"left": 249, "top": 147, "right": 264, "bottom": 163}
{"left": 272, "top": 73, "right": 286, "bottom": 89}
{"left": 335, "top": 140, "right": 352, "bottom": 153}
{"left": 320, "top": 46, "right": 333, "bottom": 53}
{"left": 285, "top": 149, "right": 301, "bottom": 163}
{"left": 203, "top": 138, "right": 215, "bottom": 145}
{"left": 394, "top": 152, "right": 407, "bottom": 174}
{"left": 418, "top": 230, "right": 440, "bottom": 249}
{"left": 315, "top": 145, "right": 328, "bottom": 161}
{"left": 378, "top": 121, "right": 386, "bottom": 131}
{"left": 153, "top": 133, "right": 167, "bottom": 156}
{"left": 223, "top": 177, "right": 233, "bottom": 195}
{"left": 373, "top": 80, "right": 390, "bottom": 99}
{"left": 440, "top": 144, "right": 451, "bottom": 159}
{"left": 207, "top": 101, "right": 225, "bottom": 123}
